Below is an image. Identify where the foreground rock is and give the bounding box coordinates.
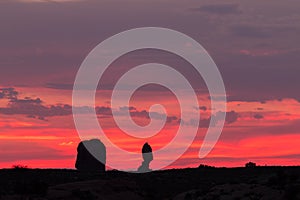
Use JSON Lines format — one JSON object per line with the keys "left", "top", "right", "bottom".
{"left": 137, "top": 142, "right": 153, "bottom": 173}
{"left": 75, "top": 139, "right": 106, "bottom": 172}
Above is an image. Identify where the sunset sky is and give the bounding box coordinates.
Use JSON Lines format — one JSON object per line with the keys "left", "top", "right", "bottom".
{"left": 1, "top": 0, "right": 300, "bottom": 170}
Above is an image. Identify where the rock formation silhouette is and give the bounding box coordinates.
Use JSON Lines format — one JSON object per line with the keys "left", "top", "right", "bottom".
{"left": 137, "top": 142, "right": 153, "bottom": 172}
{"left": 75, "top": 139, "right": 106, "bottom": 172}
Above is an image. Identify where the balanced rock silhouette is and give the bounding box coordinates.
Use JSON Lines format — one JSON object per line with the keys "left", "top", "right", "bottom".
{"left": 75, "top": 139, "right": 106, "bottom": 172}
{"left": 137, "top": 142, "right": 153, "bottom": 172}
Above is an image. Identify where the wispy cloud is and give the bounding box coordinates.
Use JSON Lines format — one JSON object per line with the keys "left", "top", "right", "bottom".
{"left": 16, "top": 0, "right": 83, "bottom": 3}
{"left": 190, "top": 3, "right": 241, "bottom": 15}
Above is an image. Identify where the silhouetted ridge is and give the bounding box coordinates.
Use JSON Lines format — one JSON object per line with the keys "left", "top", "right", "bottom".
{"left": 75, "top": 139, "right": 106, "bottom": 172}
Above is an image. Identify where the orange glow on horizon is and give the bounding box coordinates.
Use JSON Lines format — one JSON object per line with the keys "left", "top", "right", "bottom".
{"left": 0, "top": 87, "right": 300, "bottom": 169}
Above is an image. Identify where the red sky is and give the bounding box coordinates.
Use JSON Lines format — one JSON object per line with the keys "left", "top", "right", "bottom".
{"left": 0, "top": 0, "right": 300, "bottom": 170}
{"left": 1, "top": 86, "right": 300, "bottom": 170}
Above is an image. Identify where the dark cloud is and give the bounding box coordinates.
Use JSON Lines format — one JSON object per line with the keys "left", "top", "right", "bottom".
{"left": 11, "top": 97, "right": 43, "bottom": 104}
{"left": 95, "top": 105, "right": 180, "bottom": 124}
{"left": 191, "top": 3, "right": 241, "bottom": 15}
{"left": 95, "top": 106, "right": 112, "bottom": 116}
{"left": 225, "top": 111, "right": 239, "bottom": 124}
{"left": 166, "top": 116, "right": 178, "bottom": 123}
{"left": 45, "top": 83, "right": 74, "bottom": 90}
{"left": 253, "top": 113, "right": 264, "bottom": 119}
{"left": 119, "top": 106, "right": 137, "bottom": 111}
{"left": 0, "top": 87, "right": 72, "bottom": 119}
{"left": 118, "top": 108, "right": 179, "bottom": 124}
{"left": 0, "top": 88, "right": 180, "bottom": 124}
{"left": 227, "top": 95, "right": 268, "bottom": 103}
{"left": 27, "top": 114, "right": 36, "bottom": 119}
{"left": 0, "top": 101, "right": 72, "bottom": 119}
{"left": 231, "top": 25, "right": 271, "bottom": 38}
{"left": 190, "top": 110, "right": 239, "bottom": 128}
{"left": 199, "top": 106, "right": 207, "bottom": 111}
{"left": 0, "top": 88, "right": 18, "bottom": 100}
{"left": 129, "top": 110, "right": 150, "bottom": 119}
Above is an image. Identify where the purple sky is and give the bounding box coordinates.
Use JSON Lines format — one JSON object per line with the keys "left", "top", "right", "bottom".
{"left": 1, "top": 0, "right": 300, "bottom": 102}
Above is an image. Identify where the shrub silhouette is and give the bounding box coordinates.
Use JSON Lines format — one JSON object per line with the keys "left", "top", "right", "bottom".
{"left": 198, "top": 164, "right": 215, "bottom": 169}
{"left": 245, "top": 162, "right": 256, "bottom": 168}
{"left": 12, "top": 164, "right": 29, "bottom": 171}
{"left": 75, "top": 139, "right": 106, "bottom": 172}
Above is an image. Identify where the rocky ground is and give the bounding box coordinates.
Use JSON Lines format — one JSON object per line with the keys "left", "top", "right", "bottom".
{"left": 0, "top": 166, "right": 299, "bottom": 199}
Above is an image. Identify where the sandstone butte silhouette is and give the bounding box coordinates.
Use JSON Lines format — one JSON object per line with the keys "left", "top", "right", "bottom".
{"left": 75, "top": 139, "right": 106, "bottom": 172}
{"left": 137, "top": 142, "right": 153, "bottom": 173}
{"left": 75, "top": 140, "right": 153, "bottom": 172}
